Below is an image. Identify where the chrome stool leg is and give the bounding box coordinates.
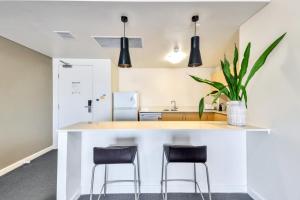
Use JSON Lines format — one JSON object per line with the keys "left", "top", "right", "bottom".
{"left": 133, "top": 163, "right": 138, "bottom": 200}
{"left": 194, "top": 163, "right": 197, "bottom": 193}
{"left": 90, "top": 165, "right": 97, "bottom": 200}
{"left": 137, "top": 150, "right": 141, "bottom": 196}
{"left": 204, "top": 163, "right": 212, "bottom": 200}
{"left": 160, "top": 150, "right": 164, "bottom": 197}
{"left": 97, "top": 184, "right": 105, "bottom": 200}
{"left": 103, "top": 165, "right": 107, "bottom": 196}
{"left": 194, "top": 173, "right": 205, "bottom": 200}
{"left": 164, "top": 162, "right": 169, "bottom": 200}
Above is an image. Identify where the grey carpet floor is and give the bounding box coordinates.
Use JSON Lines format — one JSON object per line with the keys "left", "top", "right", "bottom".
{"left": 0, "top": 150, "right": 57, "bottom": 200}
{"left": 0, "top": 150, "right": 253, "bottom": 200}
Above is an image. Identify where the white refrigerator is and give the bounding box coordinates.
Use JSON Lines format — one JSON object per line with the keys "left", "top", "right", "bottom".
{"left": 113, "top": 92, "right": 139, "bottom": 121}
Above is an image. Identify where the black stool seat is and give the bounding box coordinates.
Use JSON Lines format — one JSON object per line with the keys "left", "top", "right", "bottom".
{"left": 163, "top": 145, "right": 207, "bottom": 163}
{"left": 93, "top": 146, "right": 137, "bottom": 164}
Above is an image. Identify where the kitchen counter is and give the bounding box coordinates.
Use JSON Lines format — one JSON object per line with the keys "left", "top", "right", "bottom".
{"left": 61, "top": 121, "right": 268, "bottom": 132}
{"left": 139, "top": 106, "right": 227, "bottom": 115}
{"left": 57, "top": 121, "right": 270, "bottom": 200}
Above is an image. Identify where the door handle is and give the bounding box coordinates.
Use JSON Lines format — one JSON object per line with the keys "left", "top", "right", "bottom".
{"left": 85, "top": 100, "right": 92, "bottom": 113}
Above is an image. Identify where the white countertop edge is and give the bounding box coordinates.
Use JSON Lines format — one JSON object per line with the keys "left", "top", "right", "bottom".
{"left": 58, "top": 128, "right": 271, "bottom": 134}
{"left": 59, "top": 121, "right": 270, "bottom": 134}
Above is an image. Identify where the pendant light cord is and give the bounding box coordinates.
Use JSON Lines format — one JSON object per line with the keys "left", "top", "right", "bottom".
{"left": 194, "top": 21, "right": 196, "bottom": 36}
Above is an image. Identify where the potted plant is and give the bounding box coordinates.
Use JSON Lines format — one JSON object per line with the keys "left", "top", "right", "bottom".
{"left": 190, "top": 33, "right": 286, "bottom": 126}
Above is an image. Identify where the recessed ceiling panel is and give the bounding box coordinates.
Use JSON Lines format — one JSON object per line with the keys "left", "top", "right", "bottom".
{"left": 93, "top": 37, "right": 142, "bottom": 48}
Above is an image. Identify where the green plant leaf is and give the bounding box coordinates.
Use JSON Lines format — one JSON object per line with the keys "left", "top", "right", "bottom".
{"left": 221, "top": 57, "right": 236, "bottom": 100}
{"left": 206, "top": 90, "right": 219, "bottom": 103}
{"left": 212, "top": 92, "right": 222, "bottom": 104}
{"left": 198, "top": 97, "right": 205, "bottom": 119}
{"left": 206, "top": 90, "right": 218, "bottom": 96}
{"left": 233, "top": 44, "right": 239, "bottom": 81}
{"left": 219, "top": 61, "right": 232, "bottom": 100}
{"left": 222, "top": 57, "right": 234, "bottom": 83}
{"left": 189, "top": 75, "right": 230, "bottom": 96}
{"left": 240, "top": 85, "right": 248, "bottom": 108}
{"left": 238, "top": 42, "right": 251, "bottom": 89}
{"left": 197, "top": 90, "right": 218, "bottom": 119}
{"left": 212, "top": 86, "right": 228, "bottom": 104}
{"left": 245, "top": 33, "right": 286, "bottom": 87}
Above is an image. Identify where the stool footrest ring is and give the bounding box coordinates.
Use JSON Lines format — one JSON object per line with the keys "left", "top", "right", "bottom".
{"left": 105, "top": 180, "right": 139, "bottom": 184}
{"left": 161, "top": 178, "right": 197, "bottom": 183}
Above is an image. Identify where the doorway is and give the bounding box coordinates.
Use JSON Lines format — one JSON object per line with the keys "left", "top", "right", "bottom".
{"left": 53, "top": 59, "right": 112, "bottom": 147}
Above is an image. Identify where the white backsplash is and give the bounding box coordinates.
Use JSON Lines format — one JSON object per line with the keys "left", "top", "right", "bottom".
{"left": 118, "top": 67, "right": 215, "bottom": 108}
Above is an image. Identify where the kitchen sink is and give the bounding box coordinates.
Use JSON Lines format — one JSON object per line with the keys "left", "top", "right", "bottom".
{"left": 162, "top": 108, "right": 178, "bottom": 112}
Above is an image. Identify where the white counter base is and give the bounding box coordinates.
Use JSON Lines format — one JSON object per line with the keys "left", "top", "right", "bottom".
{"left": 57, "top": 121, "right": 269, "bottom": 200}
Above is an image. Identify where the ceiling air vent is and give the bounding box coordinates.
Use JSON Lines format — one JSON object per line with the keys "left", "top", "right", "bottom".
{"left": 54, "top": 31, "right": 75, "bottom": 39}
{"left": 93, "top": 37, "right": 142, "bottom": 48}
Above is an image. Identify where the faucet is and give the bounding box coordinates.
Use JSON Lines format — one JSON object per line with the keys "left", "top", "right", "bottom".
{"left": 171, "top": 100, "right": 178, "bottom": 111}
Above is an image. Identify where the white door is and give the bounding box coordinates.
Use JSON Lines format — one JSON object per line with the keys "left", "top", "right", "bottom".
{"left": 54, "top": 59, "right": 112, "bottom": 147}
{"left": 58, "top": 64, "right": 94, "bottom": 128}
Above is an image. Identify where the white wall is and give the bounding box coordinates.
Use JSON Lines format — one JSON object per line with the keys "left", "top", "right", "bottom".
{"left": 118, "top": 68, "right": 215, "bottom": 108}
{"left": 239, "top": 0, "right": 300, "bottom": 199}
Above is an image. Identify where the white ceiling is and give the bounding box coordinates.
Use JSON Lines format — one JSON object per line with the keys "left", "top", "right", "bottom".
{"left": 0, "top": 1, "right": 268, "bottom": 68}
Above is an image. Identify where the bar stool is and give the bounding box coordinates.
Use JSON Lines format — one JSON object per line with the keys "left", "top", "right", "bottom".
{"left": 161, "top": 145, "right": 212, "bottom": 200}
{"left": 90, "top": 146, "right": 141, "bottom": 200}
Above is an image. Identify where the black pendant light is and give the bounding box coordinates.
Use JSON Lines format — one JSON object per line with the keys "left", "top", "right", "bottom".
{"left": 188, "top": 15, "right": 202, "bottom": 67}
{"left": 118, "top": 16, "right": 132, "bottom": 68}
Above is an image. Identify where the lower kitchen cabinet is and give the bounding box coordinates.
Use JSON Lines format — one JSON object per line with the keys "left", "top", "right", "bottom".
{"left": 161, "top": 112, "right": 225, "bottom": 121}
{"left": 184, "top": 112, "right": 200, "bottom": 121}
{"left": 161, "top": 112, "right": 226, "bottom": 121}
{"left": 184, "top": 112, "right": 214, "bottom": 121}
{"left": 161, "top": 112, "right": 184, "bottom": 121}
{"left": 214, "top": 113, "right": 227, "bottom": 121}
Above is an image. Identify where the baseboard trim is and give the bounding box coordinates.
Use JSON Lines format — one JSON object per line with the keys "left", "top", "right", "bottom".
{"left": 0, "top": 146, "right": 54, "bottom": 177}
{"left": 248, "top": 187, "right": 266, "bottom": 200}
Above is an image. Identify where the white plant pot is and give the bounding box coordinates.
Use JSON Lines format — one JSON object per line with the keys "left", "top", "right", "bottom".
{"left": 226, "top": 101, "right": 247, "bottom": 126}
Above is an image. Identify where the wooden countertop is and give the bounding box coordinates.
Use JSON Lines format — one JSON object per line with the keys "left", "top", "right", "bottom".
{"left": 60, "top": 121, "right": 270, "bottom": 134}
